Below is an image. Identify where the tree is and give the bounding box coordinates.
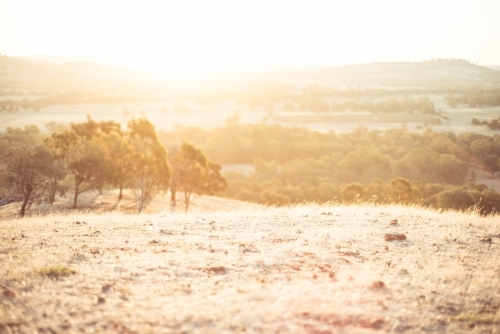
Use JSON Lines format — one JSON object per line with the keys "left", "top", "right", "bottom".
{"left": 43, "top": 130, "right": 77, "bottom": 204}
{"left": 70, "top": 116, "right": 118, "bottom": 195}
{"left": 70, "top": 115, "right": 100, "bottom": 141}
{"left": 390, "top": 177, "right": 413, "bottom": 203}
{"left": 66, "top": 139, "right": 106, "bottom": 209}
{"left": 203, "top": 162, "right": 228, "bottom": 195}
{"left": 171, "top": 142, "right": 209, "bottom": 211}
{"left": 341, "top": 183, "right": 364, "bottom": 203}
{"left": 259, "top": 189, "right": 290, "bottom": 205}
{"left": 4, "top": 146, "right": 56, "bottom": 217}
{"left": 436, "top": 188, "right": 475, "bottom": 211}
{"left": 128, "top": 118, "right": 171, "bottom": 213}
{"left": 101, "top": 131, "right": 134, "bottom": 199}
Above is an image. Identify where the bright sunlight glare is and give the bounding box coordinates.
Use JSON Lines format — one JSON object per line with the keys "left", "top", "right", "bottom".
{"left": 2, "top": 0, "right": 500, "bottom": 75}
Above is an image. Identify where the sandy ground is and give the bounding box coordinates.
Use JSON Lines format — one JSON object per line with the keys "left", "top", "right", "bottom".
{"left": 1, "top": 202, "right": 499, "bottom": 333}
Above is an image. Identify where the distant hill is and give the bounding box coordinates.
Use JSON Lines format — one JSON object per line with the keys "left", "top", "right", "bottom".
{"left": 315, "top": 59, "right": 500, "bottom": 87}
{"left": 21, "top": 55, "right": 100, "bottom": 64}
{"left": 2, "top": 55, "right": 500, "bottom": 90}
{"left": 0, "top": 54, "right": 147, "bottom": 90}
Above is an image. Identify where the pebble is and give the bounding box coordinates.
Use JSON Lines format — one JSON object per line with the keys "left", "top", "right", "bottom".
{"left": 384, "top": 233, "right": 406, "bottom": 241}
{"left": 371, "top": 281, "right": 386, "bottom": 290}
{"left": 2, "top": 289, "right": 16, "bottom": 298}
{"left": 481, "top": 237, "right": 492, "bottom": 243}
{"left": 207, "top": 266, "right": 226, "bottom": 274}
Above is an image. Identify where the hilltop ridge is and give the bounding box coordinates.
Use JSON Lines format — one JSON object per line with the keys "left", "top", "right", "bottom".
{"left": 2, "top": 55, "right": 499, "bottom": 89}
{"left": 1, "top": 203, "right": 499, "bottom": 333}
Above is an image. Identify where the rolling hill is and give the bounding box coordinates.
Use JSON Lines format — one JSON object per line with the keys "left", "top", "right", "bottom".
{"left": 1, "top": 198, "right": 499, "bottom": 333}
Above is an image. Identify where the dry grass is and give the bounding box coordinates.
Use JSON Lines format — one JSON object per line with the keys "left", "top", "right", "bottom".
{"left": 0, "top": 189, "right": 255, "bottom": 220}
{"left": 1, "top": 202, "right": 499, "bottom": 333}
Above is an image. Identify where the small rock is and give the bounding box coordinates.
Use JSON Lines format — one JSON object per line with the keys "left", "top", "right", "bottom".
{"left": 2, "top": 289, "right": 16, "bottom": 298}
{"left": 101, "top": 284, "right": 113, "bottom": 293}
{"left": 384, "top": 233, "right": 406, "bottom": 241}
{"left": 97, "top": 296, "right": 106, "bottom": 304}
{"left": 360, "top": 318, "right": 385, "bottom": 329}
{"left": 371, "top": 281, "right": 386, "bottom": 290}
{"left": 390, "top": 219, "right": 398, "bottom": 225}
{"left": 481, "top": 237, "right": 492, "bottom": 243}
{"left": 398, "top": 269, "right": 409, "bottom": 275}
{"left": 207, "top": 266, "right": 226, "bottom": 274}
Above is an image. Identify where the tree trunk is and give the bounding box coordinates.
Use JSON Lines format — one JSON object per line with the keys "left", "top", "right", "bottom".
{"left": 118, "top": 183, "right": 123, "bottom": 200}
{"left": 73, "top": 181, "right": 79, "bottom": 209}
{"left": 184, "top": 191, "right": 190, "bottom": 212}
{"left": 171, "top": 188, "right": 176, "bottom": 206}
{"left": 49, "top": 178, "right": 57, "bottom": 205}
{"left": 20, "top": 196, "right": 29, "bottom": 217}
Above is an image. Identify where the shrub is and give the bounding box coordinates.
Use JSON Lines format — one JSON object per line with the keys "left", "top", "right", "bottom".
{"left": 37, "top": 266, "right": 76, "bottom": 278}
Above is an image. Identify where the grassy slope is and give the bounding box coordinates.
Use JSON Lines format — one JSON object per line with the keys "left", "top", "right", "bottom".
{"left": 0, "top": 189, "right": 255, "bottom": 220}
{"left": 1, "top": 202, "right": 499, "bottom": 333}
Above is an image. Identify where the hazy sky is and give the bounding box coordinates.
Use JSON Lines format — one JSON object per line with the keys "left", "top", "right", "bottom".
{"left": 2, "top": 0, "right": 500, "bottom": 73}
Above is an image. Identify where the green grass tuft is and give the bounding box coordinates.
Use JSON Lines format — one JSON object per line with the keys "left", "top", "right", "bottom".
{"left": 37, "top": 266, "right": 76, "bottom": 278}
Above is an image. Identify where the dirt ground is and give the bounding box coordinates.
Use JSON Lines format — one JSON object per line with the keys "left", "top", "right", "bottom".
{"left": 1, "top": 202, "right": 499, "bottom": 333}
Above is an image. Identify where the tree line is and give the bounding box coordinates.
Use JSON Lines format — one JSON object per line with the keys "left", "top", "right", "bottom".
{"left": 158, "top": 123, "right": 500, "bottom": 214}
{"left": 4, "top": 120, "right": 500, "bottom": 216}
{"left": 158, "top": 123, "right": 500, "bottom": 174}
{"left": 446, "top": 92, "right": 500, "bottom": 108}
{"left": 0, "top": 117, "right": 226, "bottom": 216}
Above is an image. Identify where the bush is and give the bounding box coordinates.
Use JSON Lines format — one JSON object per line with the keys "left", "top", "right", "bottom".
{"left": 436, "top": 188, "right": 476, "bottom": 211}
{"left": 259, "top": 190, "right": 290, "bottom": 206}
{"left": 341, "top": 183, "right": 364, "bottom": 203}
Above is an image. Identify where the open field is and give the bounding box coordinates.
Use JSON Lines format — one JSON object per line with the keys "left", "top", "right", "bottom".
{"left": 3, "top": 102, "right": 500, "bottom": 136}
{"left": 0, "top": 102, "right": 263, "bottom": 133}
{"left": 1, "top": 202, "right": 499, "bottom": 333}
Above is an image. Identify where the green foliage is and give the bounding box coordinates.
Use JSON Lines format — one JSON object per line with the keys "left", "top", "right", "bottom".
{"left": 171, "top": 142, "right": 208, "bottom": 211}
{"left": 436, "top": 188, "right": 477, "bottom": 211}
{"left": 37, "top": 266, "right": 76, "bottom": 278}
{"left": 66, "top": 138, "right": 106, "bottom": 208}
{"left": 128, "top": 118, "right": 171, "bottom": 213}
{"left": 260, "top": 190, "right": 290, "bottom": 206}
{"left": 341, "top": 183, "right": 364, "bottom": 203}
{"left": 0, "top": 125, "right": 46, "bottom": 158}
{"left": 447, "top": 92, "right": 500, "bottom": 108}
{"left": 204, "top": 162, "right": 228, "bottom": 196}
{"left": 390, "top": 178, "right": 413, "bottom": 203}
{"left": 4, "top": 145, "right": 57, "bottom": 216}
